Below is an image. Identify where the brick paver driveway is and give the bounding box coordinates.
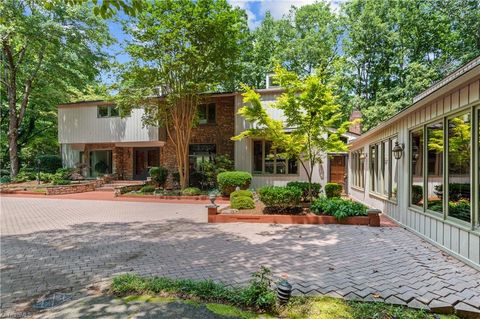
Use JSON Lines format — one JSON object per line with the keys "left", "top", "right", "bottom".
{"left": 1, "top": 196, "right": 479, "bottom": 315}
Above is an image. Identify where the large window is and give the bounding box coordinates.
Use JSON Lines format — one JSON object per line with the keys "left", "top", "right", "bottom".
{"left": 252, "top": 140, "right": 298, "bottom": 175}
{"left": 198, "top": 103, "right": 216, "bottom": 124}
{"left": 89, "top": 150, "right": 112, "bottom": 177}
{"left": 410, "top": 129, "right": 424, "bottom": 207}
{"left": 351, "top": 149, "right": 365, "bottom": 189}
{"left": 369, "top": 136, "right": 398, "bottom": 200}
{"left": 447, "top": 112, "right": 471, "bottom": 222}
{"left": 97, "top": 105, "right": 119, "bottom": 118}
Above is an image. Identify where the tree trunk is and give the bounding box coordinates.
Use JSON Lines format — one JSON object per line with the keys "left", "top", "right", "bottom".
{"left": 8, "top": 113, "right": 19, "bottom": 178}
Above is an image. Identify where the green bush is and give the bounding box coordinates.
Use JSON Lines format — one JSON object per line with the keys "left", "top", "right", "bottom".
{"left": 140, "top": 185, "right": 156, "bottom": 193}
{"left": 411, "top": 185, "right": 423, "bottom": 205}
{"left": 434, "top": 183, "right": 470, "bottom": 201}
{"left": 324, "top": 183, "right": 342, "bottom": 198}
{"left": 52, "top": 178, "right": 71, "bottom": 185}
{"left": 56, "top": 167, "right": 76, "bottom": 180}
{"left": 36, "top": 155, "right": 62, "bottom": 173}
{"left": 149, "top": 166, "right": 169, "bottom": 187}
{"left": 0, "top": 176, "right": 11, "bottom": 184}
{"left": 13, "top": 169, "right": 36, "bottom": 182}
{"left": 230, "top": 190, "right": 253, "bottom": 201}
{"left": 39, "top": 172, "right": 56, "bottom": 183}
{"left": 181, "top": 187, "right": 202, "bottom": 196}
{"left": 231, "top": 196, "right": 255, "bottom": 210}
{"left": 217, "top": 171, "right": 252, "bottom": 196}
{"left": 311, "top": 196, "right": 368, "bottom": 219}
{"left": 258, "top": 186, "right": 302, "bottom": 208}
{"left": 448, "top": 199, "right": 471, "bottom": 222}
{"left": 286, "top": 181, "right": 322, "bottom": 201}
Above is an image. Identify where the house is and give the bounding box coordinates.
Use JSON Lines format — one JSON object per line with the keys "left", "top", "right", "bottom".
{"left": 58, "top": 83, "right": 359, "bottom": 189}
{"left": 348, "top": 56, "right": 480, "bottom": 269}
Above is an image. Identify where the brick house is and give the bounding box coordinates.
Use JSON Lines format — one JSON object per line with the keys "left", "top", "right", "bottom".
{"left": 58, "top": 87, "right": 359, "bottom": 189}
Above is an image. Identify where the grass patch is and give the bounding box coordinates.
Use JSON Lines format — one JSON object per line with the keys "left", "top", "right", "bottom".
{"left": 206, "top": 303, "right": 257, "bottom": 319}
{"left": 122, "top": 295, "right": 176, "bottom": 303}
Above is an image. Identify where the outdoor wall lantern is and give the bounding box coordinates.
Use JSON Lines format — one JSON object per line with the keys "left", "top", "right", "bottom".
{"left": 393, "top": 142, "right": 405, "bottom": 160}
{"left": 359, "top": 152, "right": 367, "bottom": 160}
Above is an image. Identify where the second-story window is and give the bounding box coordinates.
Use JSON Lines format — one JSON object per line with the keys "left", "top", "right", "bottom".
{"left": 198, "top": 103, "right": 216, "bottom": 124}
{"left": 97, "top": 105, "right": 119, "bottom": 118}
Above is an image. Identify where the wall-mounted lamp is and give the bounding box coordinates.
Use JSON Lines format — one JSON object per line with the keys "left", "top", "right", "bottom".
{"left": 393, "top": 142, "right": 405, "bottom": 160}
{"left": 359, "top": 152, "right": 367, "bottom": 160}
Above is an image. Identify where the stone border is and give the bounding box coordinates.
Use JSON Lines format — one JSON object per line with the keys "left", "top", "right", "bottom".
{"left": 45, "top": 180, "right": 103, "bottom": 195}
{"left": 120, "top": 194, "right": 230, "bottom": 201}
{"left": 208, "top": 207, "right": 381, "bottom": 226}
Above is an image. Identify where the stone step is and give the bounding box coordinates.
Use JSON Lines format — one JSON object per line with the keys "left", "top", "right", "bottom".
{"left": 95, "top": 187, "right": 115, "bottom": 192}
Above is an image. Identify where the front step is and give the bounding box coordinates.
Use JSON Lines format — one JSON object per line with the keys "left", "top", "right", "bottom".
{"left": 95, "top": 186, "right": 115, "bottom": 192}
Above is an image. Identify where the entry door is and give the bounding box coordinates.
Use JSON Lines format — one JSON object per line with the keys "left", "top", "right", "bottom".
{"left": 133, "top": 148, "right": 159, "bottom": 180}
{"left": 329, "top": 155, "right": 347, "bottom": 193}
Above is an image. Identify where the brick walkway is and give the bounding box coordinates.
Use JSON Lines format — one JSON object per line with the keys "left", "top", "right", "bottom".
{"left": 1, "top": 196, "right": 479, "bottom": 315}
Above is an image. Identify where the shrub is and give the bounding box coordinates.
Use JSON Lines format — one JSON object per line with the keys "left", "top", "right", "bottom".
{"left": 411, "top": 185, "right": 423, "bottom": 205}
{"left": 39, "top": 172, "right": 56, "bottom": 183}
{"left": 56, "top": 168, "right": 76, "bottom": 180}
{"left": 286, "top": 181, "right": 321, "bottom": 201}
{"left": 449, "top": 199, "right": 471, "bottom": 221}
{"left": 434, "top": 183, "right": 470, "bottom": 201}
{"left": 258, "top": 186, "right": 302, "bottom": 208}
{"left": 140, "top": 185, "right": 156, "bottom": 193}
{"left": 36, "top": 155, "right": 62, "bottom": 173}
{"left": 13, "top": 169, "right": 36, "bottom": 182}
{"left": 231, "top": 196, "right": 255, "bottom": 210}
{"left": 149, "top": 166, "right": 169, "bottom": 187}
{"left": 230, "top": 190, "right": 253, "bottom": 201}
{"left": 324, "top": 183, "right": 342, "bottom": 198}
{"left": 181, "top": 187, "right": 202, "bottom": 196}
{"left": 0, "top": 176, "right": 11, "bottom": 184}
{"left": 198, "top": 155, "right": 234, "bottom": 189}
{"left": 52, "top": 178, "right": 71, "bottom": 185}
{"left": 311, "top": 196, "right": 368, "bottom": 219}
{"left": 217, "top": 171, "right": 252, "bottom": 196}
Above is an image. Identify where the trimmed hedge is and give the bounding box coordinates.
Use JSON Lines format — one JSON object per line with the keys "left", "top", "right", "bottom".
{"left": 230, "top": 190, "right": 254, "bottom": 201}
{"left": 258, "top": 186, "right": 301, "bottom": 208}
{"left": 325, "top": 183, "right": 342, "bottom": 198}
{"left": 217, "top": 171, "right": 252, "bottom": 196}
{"left": 231, "top": 196, "right": 255, "bottom": 210}
{"left": 311, "top": 196, "right": 368, "bottom": 219}
{"left": 286, "top": 181, "right": 321, "bottom": 201}
{"left": 181, "top": 187, "right": 202, "bottom": 196}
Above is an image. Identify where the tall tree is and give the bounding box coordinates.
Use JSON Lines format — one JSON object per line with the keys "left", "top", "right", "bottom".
{"left": 234, "top": 67, "right": 350, "bottom": 201}
{"left": 117, "top": 0, "right": 248, "bottom": 189}
{"left": 0, "top": 0, "right": 112, "bottom": 177}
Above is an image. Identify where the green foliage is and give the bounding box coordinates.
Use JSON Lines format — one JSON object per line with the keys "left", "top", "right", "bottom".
{"left": 258, "top": 186, "right": 302, "bottom": 208}
{"left": 36, "top": 155, "right": 62, "bottom": 173}
{"left": 39, "top": 172, "right": 55, "bottom": 183}
{"left": 311, "top": 197, "right": 368, "bottom": 219}
{"left": 230, "top": 190, "right": 254, "bottom": 201}
{"left": 13, "top": 169, "right": 36, "bottom": 182}
{"left": 448, "top": 200, "right": 471, "bottom": 222}
{"left": 111, "top": 266, "right": 276, "bottom": 311}
{"left": 140, "top": 185, "right": 156, "bottom": 193}
{"left": 434, "top": 184, "right": 470, "bottom": 201}
{"left": 181, "top": 187, "right": 202, "bottom": 196}
{"left": 286, "top": 181, "right": 321, "bottom": 202}
{"left": 52, "top": 178, "right": 71, "bottom": 185}
{"left": 217, "top": 171, "right": 252, "bottom": 196}
{"left": 0, "top": 176, "right": 12, "bottom": 184}
{"left": 56, "top": 167, "right": 76, "bottom": 180}
{"left": 411, "top": 185, "right": 423, "bottom": 205}
{"left": 324, "top": 183, "right": 342, "bottom": 198}
{"left": 149, "top": 166, "right": 169, "bottom": 188}
{"left": 231, "top": 196, "right": 255, "bottom": 210}
{"left": 196, "top": 155, "right": 234, "bottom": 189}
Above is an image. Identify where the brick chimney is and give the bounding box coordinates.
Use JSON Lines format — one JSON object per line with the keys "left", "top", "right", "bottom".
{"left": 349, "top": 110, "right": 362, "bottom": 135}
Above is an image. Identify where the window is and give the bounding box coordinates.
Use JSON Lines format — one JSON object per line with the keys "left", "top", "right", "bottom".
{"left": 97, "top": 105, "right": 119, "bottom": 118}
{"left": 198, "top": 103, "right": 216, "bottom": 124}
{"left": 252, "top": 140, "right": 298, "bottom": 175}
{"left": 410, "top": 129, "right": 424, "bottom": 207}
{"left": 426, "top": 122, "right": 443, "bottom": 213}
{"left": 447, "top": 112, "right": 471, "bottom": 222}
{"left": 89, "top": 150, "right": 112, "bottom": 177}
{"left": 351, "top": 149, "right": 365, "bottom": 189}
{"left": 369, "top": 136, "right": 398, "bottom": 200}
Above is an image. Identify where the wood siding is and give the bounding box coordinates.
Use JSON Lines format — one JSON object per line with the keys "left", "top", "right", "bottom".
{"left": 348, "top": 77, "right": 480, "bottom": 269}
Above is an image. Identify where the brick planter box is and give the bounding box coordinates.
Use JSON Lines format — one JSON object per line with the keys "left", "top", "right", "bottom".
{"left": 208, "top": 207, "right": 381, "bottom": 227}
{"left": 120, "top": 194, "right": 230, "bottom": 201}
{"left": 45, "top": 182, "right": 98, "bottom": 195}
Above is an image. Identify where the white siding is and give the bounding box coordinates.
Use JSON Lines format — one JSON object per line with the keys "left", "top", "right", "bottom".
{"left": 58, "top": 105, "right": 159, "bottom": 144}
{"left": 348, "top": 77, "right": 480, "bottom": 269}
{"left": 61, "top": 144, "right": 80, "bottom": 168}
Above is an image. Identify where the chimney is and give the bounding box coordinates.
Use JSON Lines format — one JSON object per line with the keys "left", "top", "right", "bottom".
{"left": 349, "top": 110, "right": 362, "bottom": 135}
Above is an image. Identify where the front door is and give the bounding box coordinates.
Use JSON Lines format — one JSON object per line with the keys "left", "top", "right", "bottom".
{"left": 133, "top": 148, "right": 159, "bottom": 180}
{"left": 329, "top": 155, "right": 347, "bottom": 193}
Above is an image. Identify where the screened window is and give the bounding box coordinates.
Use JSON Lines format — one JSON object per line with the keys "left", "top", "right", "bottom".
{"left": 410, "top": 129, "right": 424, "bottom": 207}
{"left": 198, "top": 103, "right": 216, "bottom": 124}
{"left": 97, "top": 105, "right": 119, "bottom": 118}
{"left": 447, "top": 112, "right": 471, "bottom": 222}
{"left": 369, "top": 136, "right": 398, "bottom": 200}
{"left": 252, "top": 140, "right": 298, "bottom": 175}
{"left": 351, "top": 149, "right": 365, "bottom": 189}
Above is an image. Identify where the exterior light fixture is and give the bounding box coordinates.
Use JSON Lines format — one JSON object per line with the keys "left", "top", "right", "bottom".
{"left": 393, "top": 142, "right": 405, "bottom": 160}
{"left": 209, "top": 193, "right": 218, "bottom": 207}
{"left": 276, "top": 276, "right": 292, "bottom": 305}
{"left": 359, "top": 152, "right": 367, "bottom": 160}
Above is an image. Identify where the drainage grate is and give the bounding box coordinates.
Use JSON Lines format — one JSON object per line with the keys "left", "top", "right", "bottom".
{"left": 32, "top": 292, "right": 73, "bottom": 310}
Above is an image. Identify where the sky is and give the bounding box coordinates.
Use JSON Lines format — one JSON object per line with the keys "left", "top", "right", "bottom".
{"left": 103, "top": 0, "right": 344, "bottom": 83}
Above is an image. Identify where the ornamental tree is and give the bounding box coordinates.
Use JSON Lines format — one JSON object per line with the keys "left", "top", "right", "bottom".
{"left": 116, "top": 0, "right": 248, "bottom": 189}
{"left": 233, "top": 67, "right": 351, "bottom": 201}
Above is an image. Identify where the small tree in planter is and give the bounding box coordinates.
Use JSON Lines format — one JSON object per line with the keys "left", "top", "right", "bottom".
{"left": 233, "top": 66, "right": 352, "bottom": 202}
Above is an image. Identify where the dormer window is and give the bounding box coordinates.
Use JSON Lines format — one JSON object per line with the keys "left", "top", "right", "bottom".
{"left": 97, "top": 105, "right": 119, "bottom": 118}
{"left": 198, "top": 103, "right": 216, "bottom": 124}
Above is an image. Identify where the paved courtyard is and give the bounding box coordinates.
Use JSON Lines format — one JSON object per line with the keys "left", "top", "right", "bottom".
{"left": 1, "top": 196, "right": 479, "bottom": 316}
